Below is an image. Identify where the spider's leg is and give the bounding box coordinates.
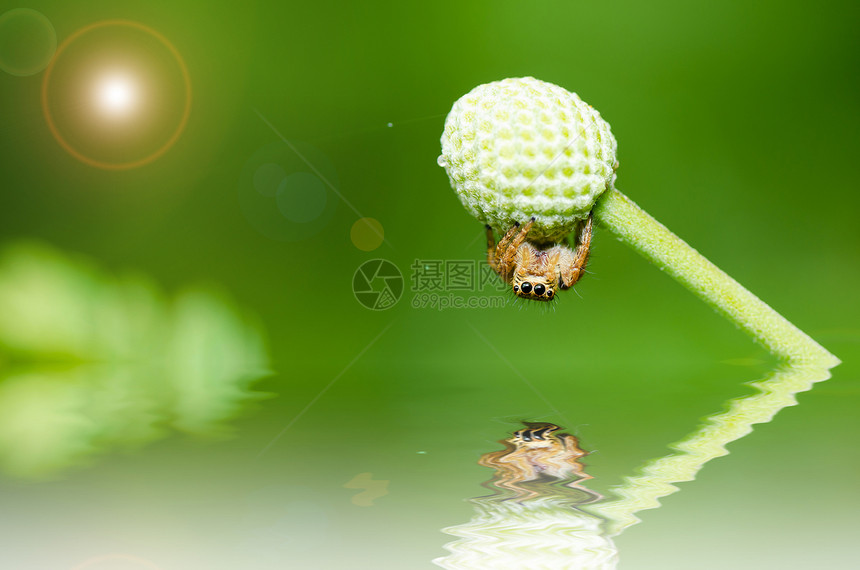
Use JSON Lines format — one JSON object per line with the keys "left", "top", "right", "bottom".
{"left": 545, "top": 248, "right": 563, "bottom": 289}
{"left": 506, "top": 218, "right": 535, "bottom": 255}
{"left": 500, "top": 218, "right": 535, "bottom": 279}
{"left": 495, "top": 221, "right": 522, "bottom": 262}
{"left": 558, "top": 212, "right": 593, "bottom": 289}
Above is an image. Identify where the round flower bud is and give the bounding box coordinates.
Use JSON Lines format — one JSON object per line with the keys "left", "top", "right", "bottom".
{"left": 438, "top": 77, "right": 618, "bottom": 243}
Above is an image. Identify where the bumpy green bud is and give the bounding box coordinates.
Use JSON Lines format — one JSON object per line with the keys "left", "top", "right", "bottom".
{"left": 439, "top": 77, "right": 618, "bottom": 243}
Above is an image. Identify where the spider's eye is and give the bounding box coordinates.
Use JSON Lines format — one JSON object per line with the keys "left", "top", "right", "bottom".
{"left": 546, "top": 289, "right": 553, "bottom": 298}
{"left": 534, "top": 284, "right": 546, "bottom": 296}
{"left": 520, "top": 282, "right": 532, "bottom": 294}
{"left": 513, "top": 285, "right": 519, "bottom": 292}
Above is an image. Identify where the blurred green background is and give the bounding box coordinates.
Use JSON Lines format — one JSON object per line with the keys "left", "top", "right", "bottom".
{"left": 1, "top": 0, "right": 858, "bottom": 568}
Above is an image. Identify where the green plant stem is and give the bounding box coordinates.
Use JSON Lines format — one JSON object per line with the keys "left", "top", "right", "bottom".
{"left": 593, "top": 188, "right": 838, "bottom": 368}
{"left": 588, "top": 188, "right": 840, "bottom": 535}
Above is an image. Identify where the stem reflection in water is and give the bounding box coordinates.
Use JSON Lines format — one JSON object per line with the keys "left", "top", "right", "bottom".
{"left": 589, "top": 362, "right": 835, "bottom": 535}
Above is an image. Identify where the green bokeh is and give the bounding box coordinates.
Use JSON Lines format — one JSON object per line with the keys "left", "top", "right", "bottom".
{"left": 0, "top": 0, "right": 858, "bottom": 568}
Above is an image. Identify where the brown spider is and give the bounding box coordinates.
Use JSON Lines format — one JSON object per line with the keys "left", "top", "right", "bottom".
{"left": 486, "top": 212, "right": 593, "bottom": 301}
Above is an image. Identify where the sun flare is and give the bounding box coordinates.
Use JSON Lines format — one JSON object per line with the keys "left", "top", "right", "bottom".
{"left": 97, "top": 75, "right": 137, "bottom": 116}
{"left": 41, "top": 19, "right": 192, "bottom": 170}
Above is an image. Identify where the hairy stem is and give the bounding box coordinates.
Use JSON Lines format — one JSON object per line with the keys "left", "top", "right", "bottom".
{"left": 593, "top": 188, "right": 837, "bottom": 367}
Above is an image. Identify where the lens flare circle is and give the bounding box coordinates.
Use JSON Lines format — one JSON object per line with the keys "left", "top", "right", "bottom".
{"left": 253, "top": 162, "right": 286, "bottom": 197}
{"left": 350, "top": 217, "right": 384, "bottom": 252}
{"left": 0, "top": 8, "right": 56, "bottom": 76}
{"left": 276, "top": 172, "right": 328, "bottom": 223}
{"left": 41, "top": 20, "right": 192, "bottom": 170}
{"left": 239, "top": 141, "right": 339, "bottom": 242}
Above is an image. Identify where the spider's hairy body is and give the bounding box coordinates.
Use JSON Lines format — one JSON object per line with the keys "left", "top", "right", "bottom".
{"left": 486, "top": 213, "right": 593, "bottom": 301}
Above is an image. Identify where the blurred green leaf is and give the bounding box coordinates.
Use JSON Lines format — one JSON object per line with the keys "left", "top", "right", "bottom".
{"left": 0, "top": 242, "right": 270, "bottom": 479}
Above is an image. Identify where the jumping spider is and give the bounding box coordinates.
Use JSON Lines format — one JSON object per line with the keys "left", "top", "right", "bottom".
{"left": 486, "top": 212, "right": 593, "bottom": 301}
